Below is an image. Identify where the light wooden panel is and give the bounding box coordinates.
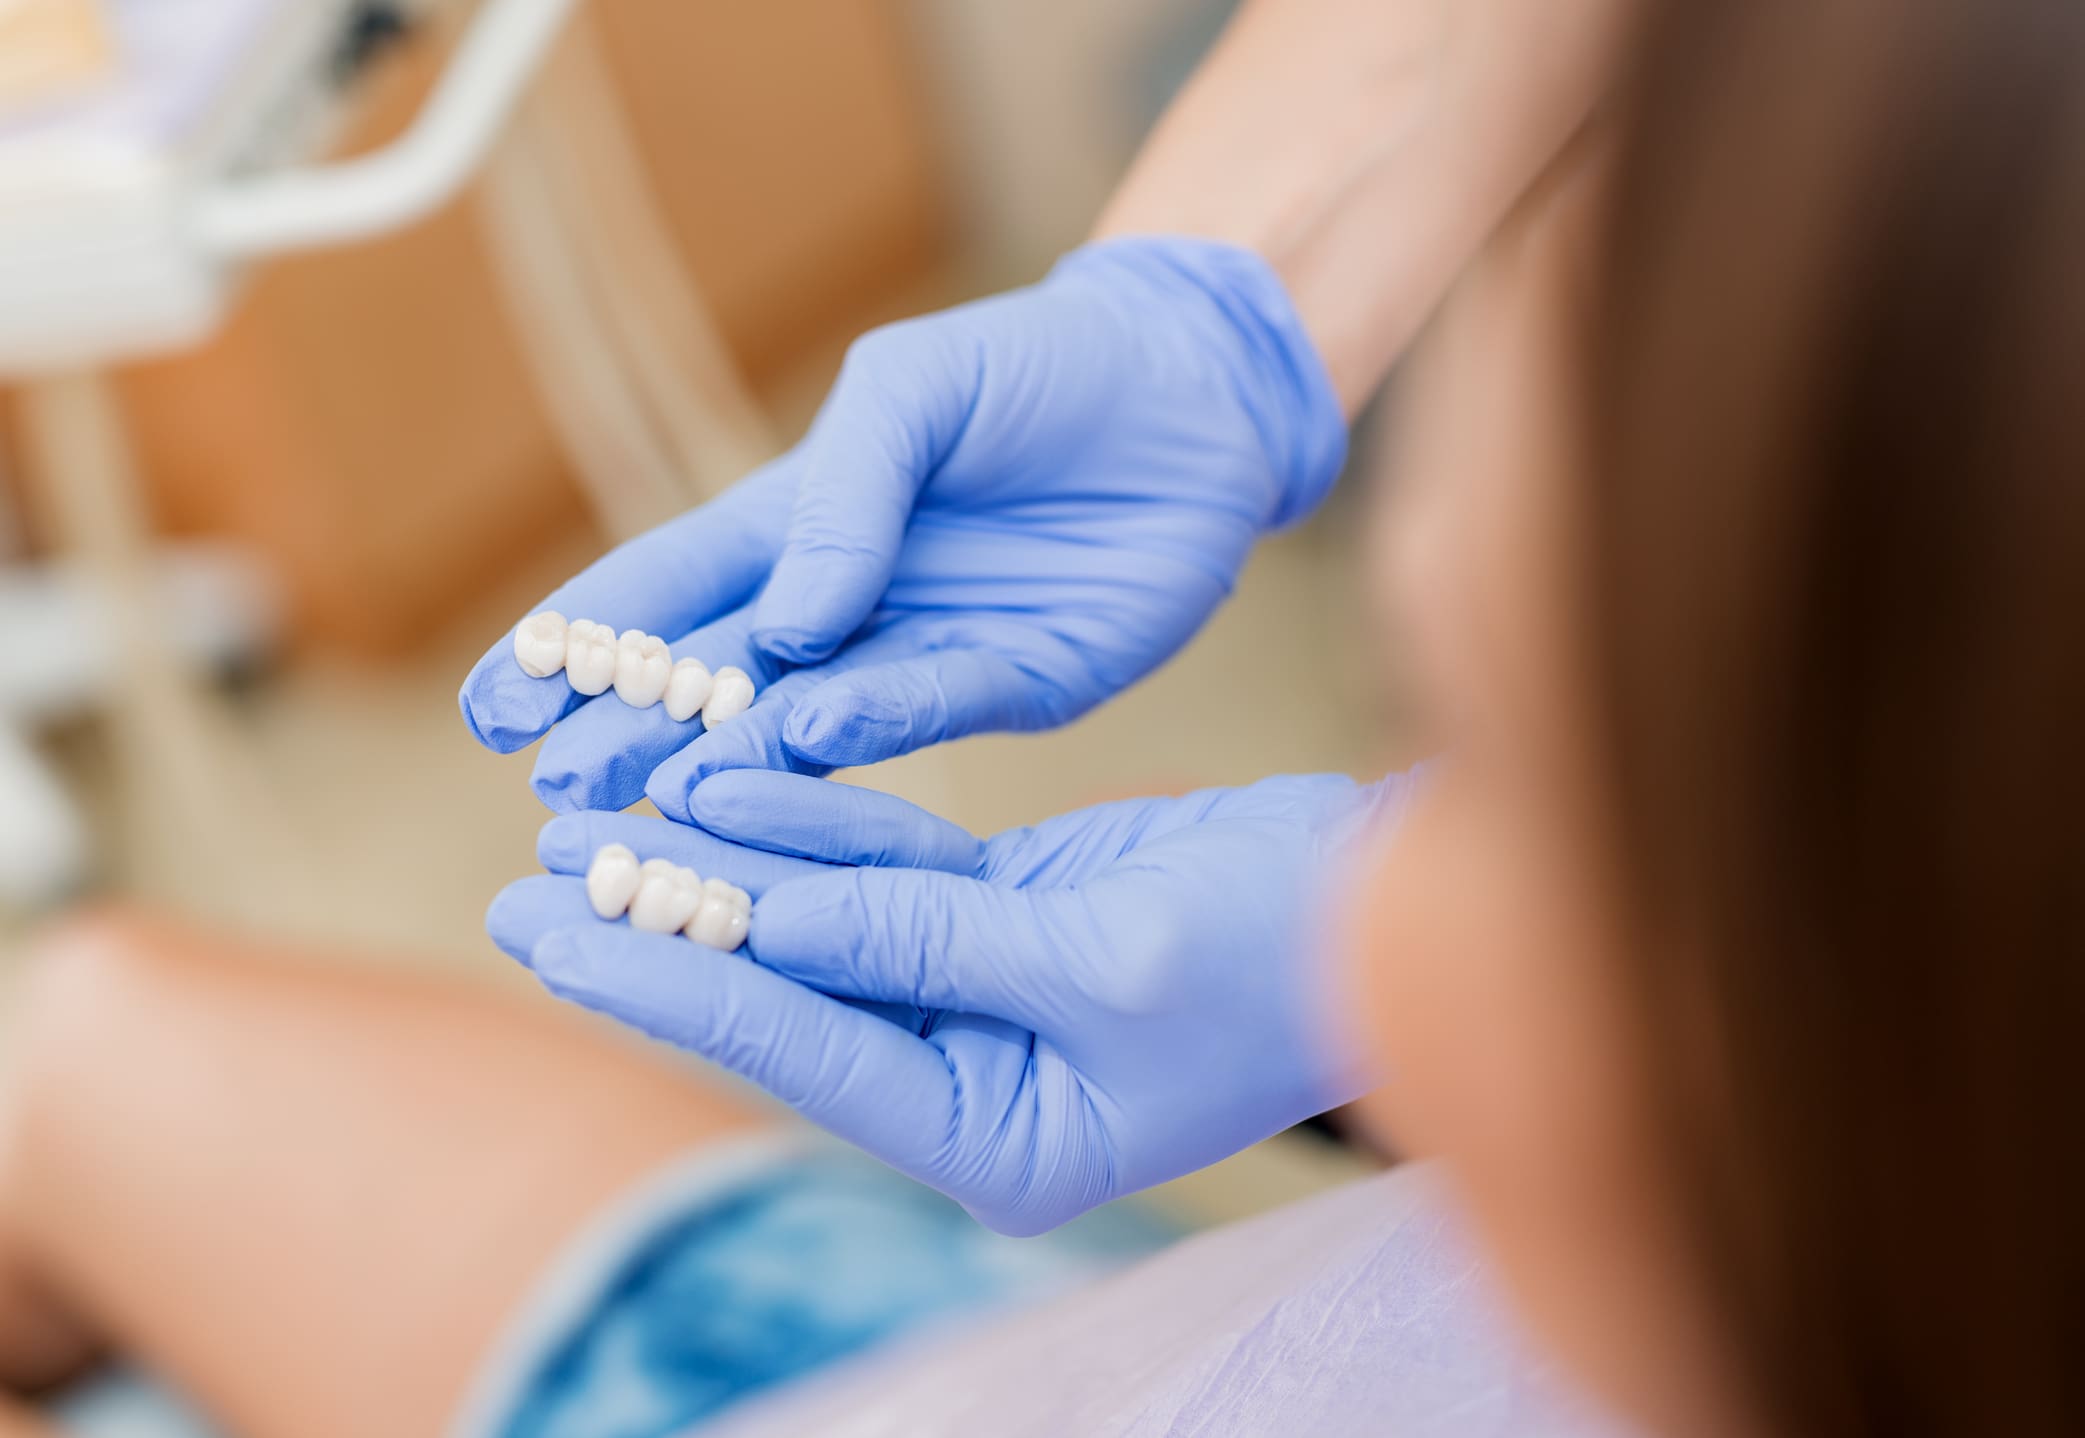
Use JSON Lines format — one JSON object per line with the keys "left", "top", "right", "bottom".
{"left": 590, "top": 0, "right": 948, "bottom": 381}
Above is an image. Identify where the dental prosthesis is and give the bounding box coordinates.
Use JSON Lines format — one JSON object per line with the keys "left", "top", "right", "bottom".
{"left": 584, "top": 843, "right": 752, "bottom": 952}
{"left": 513, "top": 612, "right": 756, "bottom": 725}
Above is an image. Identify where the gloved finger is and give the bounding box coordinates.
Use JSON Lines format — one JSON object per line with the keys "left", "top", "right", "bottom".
{"left": 459, "top": 463, "right": 796, "bottom": 754}
{"left": 529, "top": 923, "right": 960, "bottom": 1176}
{"left": 780, "top": 648, "right": 1071, "bottom": 769}
{"left": 486, "top": 874, "right": 603, "bottom": 963}
{"left": 751, "top": 325, "right": 976, "bottom": 665}
{"left": 752, "top": 868, "right": 1081, "bottom": 1028}
{"left": 640, "top": 623, "right": 927, "bottom": 822}
{"left": 529, "top": 609, "right": 777, "bottom": 814}
{"left": 535, "top": 810, "right": 836, "bottom": 893}
{"left": 640, "top": 684, "right": 823, "bottom": 823}
{"left": 689, "top": 771, "right": 984, "bottom": 875}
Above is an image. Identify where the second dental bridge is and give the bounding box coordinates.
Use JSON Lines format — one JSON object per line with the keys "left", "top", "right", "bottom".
{"left": 586, "top": 844, "right": 752, "bottom": 951}
{"left": 514, "top": 612, "right": 756, "bottom": 724}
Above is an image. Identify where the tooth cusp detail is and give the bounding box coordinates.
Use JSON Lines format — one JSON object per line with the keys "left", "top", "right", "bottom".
{"left": 584, "top": 842, "right": 640, "bottom": 919}
{"left": 565, "top": 620, "right": 618, "bottom": 696}
{"left": 686, "top": 876, "right": 753, "bottom": 951}
{"left": 613, "top": 631, "right": 672, "bottom": 708}
{"left": 514, "top": 612, "right": 569, "bottom": 678}
{"left": 703, "top": 667, "right": 755, "bottom": 727}
{"left": 663, "top": 658, "right": 715, "bottom": 722}
{"left": 629, "top": 858, "right": 704, "bottom": 934}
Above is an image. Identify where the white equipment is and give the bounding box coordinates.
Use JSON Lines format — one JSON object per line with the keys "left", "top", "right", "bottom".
{"left": 0, "top": 0, "right": 581, "bottom": 370}
{"left": 0, "top": 0, "right": 585, "bottom": 906}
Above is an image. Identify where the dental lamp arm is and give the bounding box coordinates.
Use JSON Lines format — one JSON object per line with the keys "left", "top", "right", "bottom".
{"left": 191, "top": 0, "right": 582, "bottom": 259}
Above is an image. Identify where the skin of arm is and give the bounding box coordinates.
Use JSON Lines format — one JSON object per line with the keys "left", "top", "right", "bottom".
{"left": 1096, "top": 0, "right": 1637, "bottom": 413}
{"left": 0, "top": 1399, "right": 60, "bottom": 1438}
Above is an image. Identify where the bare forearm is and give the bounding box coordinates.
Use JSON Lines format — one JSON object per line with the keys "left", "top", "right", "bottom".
{"left": 1096, "top": 0, "right": 1634, "bottom": 413}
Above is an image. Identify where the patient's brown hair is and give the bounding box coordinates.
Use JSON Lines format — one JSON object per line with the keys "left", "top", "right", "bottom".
{"left": 1579, "top": 1, "right": 2085, "bottom": 1431}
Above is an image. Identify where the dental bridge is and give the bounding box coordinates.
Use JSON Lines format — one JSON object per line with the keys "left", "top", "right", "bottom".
{"left": 514, "top": 612, "right": 757, "bottom": 725}
{"left": 585, "top": 843, "right": 752, "bottom": 952}
{"left": 0, "top": 0, "right": 587, "bottom": 905}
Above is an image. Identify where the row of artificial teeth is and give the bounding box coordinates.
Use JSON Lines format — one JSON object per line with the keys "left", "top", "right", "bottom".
{"left": 585, "top": 843, "right": 752, "bottom": 951}
{"left": 514, "top": 612, "right": 755, "bottom": 725}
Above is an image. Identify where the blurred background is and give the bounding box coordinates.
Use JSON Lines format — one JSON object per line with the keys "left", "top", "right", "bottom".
{"left": 0, "top": 0, "right": 1420, "bottom": 1246}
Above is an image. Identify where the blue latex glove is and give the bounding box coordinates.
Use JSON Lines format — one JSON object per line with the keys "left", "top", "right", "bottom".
{"left": 487, "top": 770, "right": 1410, "bottom": 1235}
{"left": 458, "top": 236, "right": 1346, "bottom": 817}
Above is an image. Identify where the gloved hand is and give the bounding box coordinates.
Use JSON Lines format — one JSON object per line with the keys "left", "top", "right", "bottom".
{"left": 458, "top": 235, "right": 1346, "bottom": 818}
{"left": 486, "top": 769, "right": 1412, "bottom": 1235}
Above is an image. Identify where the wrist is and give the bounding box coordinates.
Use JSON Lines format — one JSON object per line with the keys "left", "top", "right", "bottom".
{"left": 1053, "top": 234, "right": 1349, "bottom": 530}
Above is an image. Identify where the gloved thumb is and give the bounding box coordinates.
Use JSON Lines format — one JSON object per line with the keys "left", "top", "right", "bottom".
{"left": 531, "top": 924, "right": 964, "bottom": 1176}
{"left": 753, "top": 322, "right": 978, "bottom": 664}
{"left": 690, "top": 769, "right": 987, "bottom": 875}
{"left": 753, "top": 867, "right": 1074, "bottom": 1030}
